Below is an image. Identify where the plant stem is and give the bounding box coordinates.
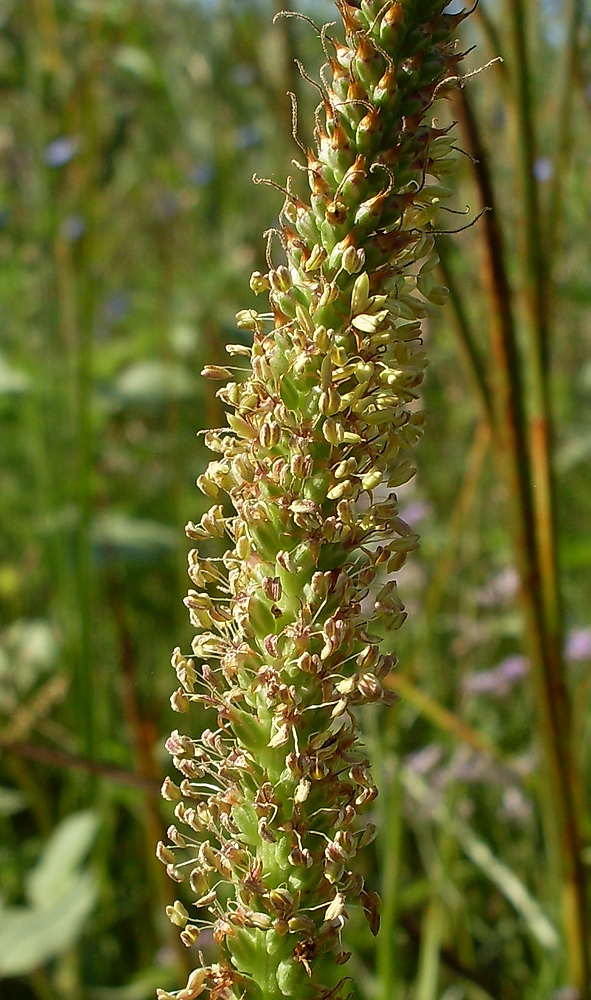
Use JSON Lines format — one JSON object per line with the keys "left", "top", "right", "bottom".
{"left": 456, "top": 80, "right": 591, "bottom": 997}
{"left": 545, "top": 0, "right": 584, "bottom": 263}
{"left": 373, "top": 715, "right": 403, "bottom": 1000}
{"left": 437, "top": 240, "right": 494, "bottom": 427}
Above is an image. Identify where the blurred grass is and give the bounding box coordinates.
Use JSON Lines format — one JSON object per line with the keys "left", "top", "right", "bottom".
{"left": 0, "top": 1, "right": 590, "bottom": 999}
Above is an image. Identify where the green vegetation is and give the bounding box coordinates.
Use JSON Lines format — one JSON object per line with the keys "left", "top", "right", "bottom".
{"left": 0, "top": 1, "right": 590, "bottom": 999}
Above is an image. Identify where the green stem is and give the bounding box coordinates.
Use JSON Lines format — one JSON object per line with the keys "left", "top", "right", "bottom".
{"left": 457, "top": 79, "right": 591, "bottom": 996}
{"left": 374, "top": 720, "right": 403, "bottom": 1000}
{"left": 545, "top": 0, "right": 584, "bottom": 261}
{"left": 472, "top": 3, "right": 506, "bottom": 73}
{"left": 503, "top": 0, "right": 562, "bottom": 677}
{"left": 415, "top": 888, "right": 444, "bottom": 1000}
{"left": 437, "top": 239, "right": 494, "bottom": 428}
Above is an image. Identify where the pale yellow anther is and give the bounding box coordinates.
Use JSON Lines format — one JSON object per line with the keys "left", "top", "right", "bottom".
{"left": 235, "top": 308, "right": 259, "bottom": 329}
{"left": 351, "top": 309, "right": 388, "bottom": 333}
{"left": 351, "top": 271, "right": 370, "bottom": 314}
{"left": 317, "top": 281, "right": 339, "bottom": 310}
{"left": 201, "top": 365, "right": 232, "bottom": 379}
{"left": 342, "top": 245, "right": 366, "bottom": 274}
{"left": 325, "top": 892, "right": 346, "bottom": 922}
{"left": 330, "top": 344, "right": 349, "bottom": 366}
{"left": 227, "top": 413, "right": 258, "bottom": 441}
{"left": 294, "top": 778, "right": 311, "bottom": 803}
{"left": 305, "top": 243, "right": 327, "bottom": 271}
{"left": 249, "top": 270, "right": 270, "bottom": 294}
{"left": 320, "top": 354, "right": 333, "bottom": 391}
{"left": 355, "top": 361, "right": 374, "bottom": 381}
{"left": 327, "top": 479, "right": 354, "bottom": 500}
{"left": 322, "top": 417, "right": 344, "bottom": 445}
{"left": 313, "top": 324, "right": 330, "bottom": 350}
{"left": 319, "top": 386, "right": 341, "bottom": 416}
{"left": 295, "top": 302, "right": 315, "bottom": 336}
{"left": 361, "top": 469, "right": 383, "bottom": 491}
{"left": 334, "top": 458, "right": 357, "bottom": 479}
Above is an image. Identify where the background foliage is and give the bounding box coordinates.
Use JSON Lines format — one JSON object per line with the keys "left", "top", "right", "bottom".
{"left": 1, "top": 1, "right": 590, "bottom": 998}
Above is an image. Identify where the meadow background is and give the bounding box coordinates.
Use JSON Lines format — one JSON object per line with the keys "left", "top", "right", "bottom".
{"left": 1, "top": 1, "right": 590, "bottom": 998}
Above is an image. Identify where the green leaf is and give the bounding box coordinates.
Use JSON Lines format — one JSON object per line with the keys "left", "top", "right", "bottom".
{"left": 113, "top": 45, "right": 158, "bottom": 82}
{"left": 88, "top": 967, "right": 180, "bottom": 1000}
{"left": 0, "top": 787, "right": 26, "bottom": 817}
{"left": 0, "top": 619, "right": 60, "bottom": 692}
{"left": 26, "top": 810, "right": 99, "bottom": 909}
{"left": 0, "top": 812, "right": 100, "bottom": 976}
{"left": 112, "top": 360, "right": 194, "bottom": 405}
{"left": 92, "top": 513, "right": 176, "bottom": 562}
{"left": 401, "top": 768, "right": 559, "bottom": 950}
{"left": 0, "top": 872, "right": 97, "bottom": 977}
{"left": 0, "top": 356, "right": 29, "bottom": 395}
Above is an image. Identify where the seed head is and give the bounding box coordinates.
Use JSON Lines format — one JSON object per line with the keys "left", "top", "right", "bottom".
{"left": 161, "top": 2, "right": 469, "bottom": 998}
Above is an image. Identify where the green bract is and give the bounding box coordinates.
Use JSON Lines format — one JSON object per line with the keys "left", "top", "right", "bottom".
{"left": 158, "top": 3, "right": 468, "bottom": 998}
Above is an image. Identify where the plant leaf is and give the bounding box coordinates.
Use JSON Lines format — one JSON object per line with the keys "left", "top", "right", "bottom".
{"left": 0, "top": 787, "right": 26, "bottom": 817}
{"left": 0, "top": 872, "right": 97, "bottom": 977}
{"left": 26, "top": 810, "right": 99, "bottom": 909}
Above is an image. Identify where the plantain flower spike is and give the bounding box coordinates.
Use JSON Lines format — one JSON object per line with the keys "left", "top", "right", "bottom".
{"left": 158, "top": 3, "right": 470, "bottom": 999}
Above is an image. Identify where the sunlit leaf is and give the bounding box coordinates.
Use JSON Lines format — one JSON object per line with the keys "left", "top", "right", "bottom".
{"left": 0, "top": 357, "right": 29, "bottom": 395}
{"left": 92, "top": 513, "right": 176, "bottom": 562}
{"left": 0, "top": 787, "right": 26, "bottom": 817}
{"left": 26, "top": 810, "right": 99, "bottom": 909}
{"left": 112, "top": 361, "right": 194, "bottom": 405}
{"left": 0, "top": 873, "right": 97, "bottom": 977}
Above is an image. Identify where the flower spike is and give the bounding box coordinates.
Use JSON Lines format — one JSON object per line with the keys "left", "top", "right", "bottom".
{"left": 159, "top": 3, "right": 469, "bottom": 998}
